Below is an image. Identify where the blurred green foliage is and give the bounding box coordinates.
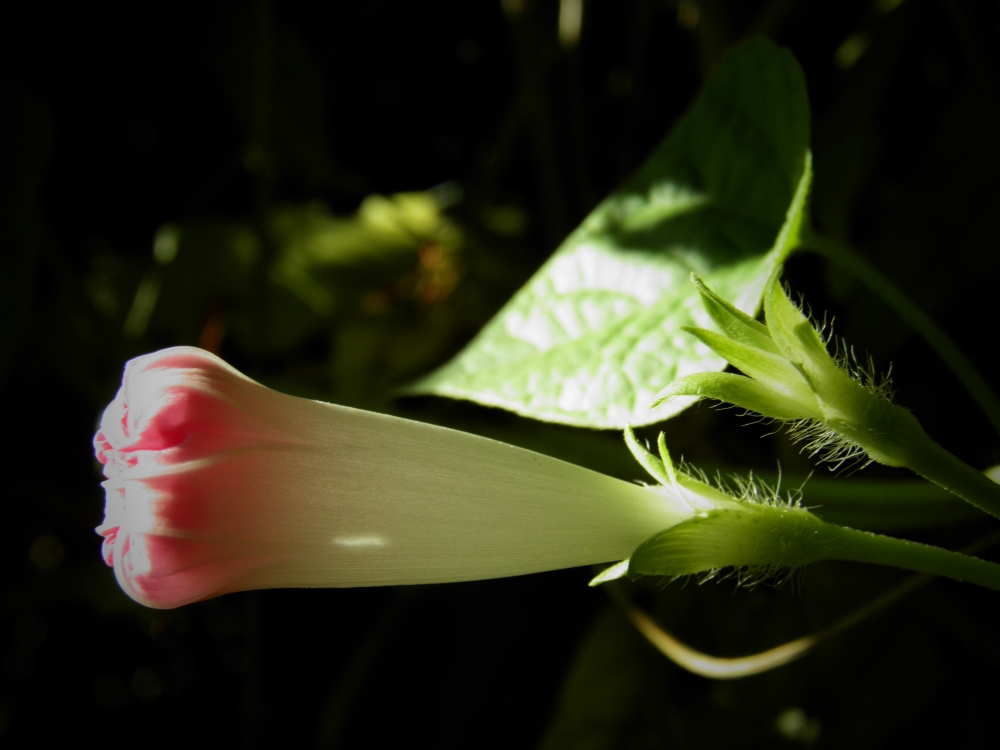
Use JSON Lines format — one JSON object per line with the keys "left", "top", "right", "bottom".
{"left": 2, "top": 0, "right": 1000, "bottom": 748}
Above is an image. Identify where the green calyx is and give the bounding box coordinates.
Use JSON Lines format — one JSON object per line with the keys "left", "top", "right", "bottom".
{"left": 629, "top": 504, "right": 834, "bottom": 579}
{"left": 623, "top": 425, "right": 737, "bottom": 508}
{"left": 621, "top": 422, "right": 829, "bottom": 578}
{"left": 589, "top": 426, "right": 748, "bottom": 586}
{"left": 655, "top": 274, "right": 929, "bottom": 468}
{"left": 601, "top": 427, "right": 1000, "bottom": 591}
{"left": 621, "top": 425, "right": 831, "bottom": 578}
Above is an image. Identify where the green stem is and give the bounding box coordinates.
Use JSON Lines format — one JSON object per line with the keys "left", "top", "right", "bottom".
{"left": 824, "top": 526, "right": 1000, "bottom": 636}
{"left": 630, "top": 504, "right": 1000, "bottom": 591}
{"left": 826, "top": 522, "right": 1000, "bottom": 591}
{"left": 830, "top": 395, "right": 1000, "bottom": 520}
{"left": 898, "top": 430, "right": 1000, "bottom": 522}
{"left": 803, "top": 230, "right": 1000, "bottom": 439}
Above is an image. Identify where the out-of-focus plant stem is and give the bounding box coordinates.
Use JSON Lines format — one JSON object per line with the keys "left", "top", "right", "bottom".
{"left": 609, "top": 528, "right": 1000, "bottom": 679}
{"left": 505, "top": 2, "right": 570, "bottom": 247}
{"left": 804, "top": 230, "right": 1000, "bottom": 440}
{"left": 247, "top": 0, "right": 276, "bottom": 358}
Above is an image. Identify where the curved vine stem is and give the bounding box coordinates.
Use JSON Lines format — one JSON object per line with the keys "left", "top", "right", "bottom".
{"left": 802, "top": 230, "right": 1000, "bottom": 440}
{"left": 607, "top": 528, "right": 1000, "bottom": 680}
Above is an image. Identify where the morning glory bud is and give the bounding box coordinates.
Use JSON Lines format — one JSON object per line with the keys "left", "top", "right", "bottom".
{"left": 94, "top": 347, "right": 702, "bottom": 609}
{"left": 654, "top": 275, "right": 925, "bottom": 469}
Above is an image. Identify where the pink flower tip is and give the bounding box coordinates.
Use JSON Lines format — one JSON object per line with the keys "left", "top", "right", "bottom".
{"left": 94, "top": 347, "right": 298, "bottom": 608}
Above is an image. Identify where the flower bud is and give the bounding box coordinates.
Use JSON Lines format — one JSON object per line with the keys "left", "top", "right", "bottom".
{"left": 94, "top": 347, "right": 696, "bottom": 608}
{"left": 654, "top": 275, "right": 924, "bottom": 468}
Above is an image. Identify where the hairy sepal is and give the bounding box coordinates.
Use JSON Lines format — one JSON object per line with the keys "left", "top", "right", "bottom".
{"left": 763, "top": 279, "right": 859, "bottom": 407}
{"left": 624, "top": 425, "right": 671, "bottom": 485}
{"left": 628, "top": 504, "right": 839, "bottom": 580}
{"left": 691, "top": 275, "right": 780, "bottom": 354}
{"left": 653, "top": 372, "right": 817, "bottom": 421}
{"left": 589, "top": 560, "right": 630, "bottom": 586}
{"left": 683, "top": 327, "right": 820, "bottom": 416}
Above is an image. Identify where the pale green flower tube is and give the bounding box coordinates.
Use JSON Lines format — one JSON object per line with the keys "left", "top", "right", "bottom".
{"left": 94, "top": 347, "right": 697, "bottom": 609}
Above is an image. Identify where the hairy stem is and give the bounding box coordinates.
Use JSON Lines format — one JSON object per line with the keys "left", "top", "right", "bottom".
{"left": 825, "top": 521, "right": 1000, "bottom": 590}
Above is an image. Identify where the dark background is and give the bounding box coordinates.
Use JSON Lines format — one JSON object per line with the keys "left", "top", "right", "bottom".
{"left": 2, "top": 0, "right": 1000, "bottom": 747}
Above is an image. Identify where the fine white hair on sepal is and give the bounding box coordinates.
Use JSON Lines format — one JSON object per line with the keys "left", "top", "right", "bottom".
{"left": 835, "top": 340, "right": 896, "bottom": 401}
{"left": 696, "top": 563, "right": 799, "bottom": 591}
{"left": 787, "top": 283, "right": 896, "bottom": 402}
{"left": 654, "top": 561, "right": 800, "bottom": 593}
{"left": 786, "top": 418, "right": 872, "bottom": 472}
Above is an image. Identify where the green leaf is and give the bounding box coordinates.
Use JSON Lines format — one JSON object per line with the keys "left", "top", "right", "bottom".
{"left": 655, "top": 432, "right": 734, "bottom": 504}
{"left": 406, "top": 38, "right": 811, "bottom": 428}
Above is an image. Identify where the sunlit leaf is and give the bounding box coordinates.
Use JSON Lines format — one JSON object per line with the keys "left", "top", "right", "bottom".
{"left": 407, "top": 39, "right": 811, "bottom": 427}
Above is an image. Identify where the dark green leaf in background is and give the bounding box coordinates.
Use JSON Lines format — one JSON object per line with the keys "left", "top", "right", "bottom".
{"left": 537, "top": 607, "right": 656, "bottom": 750}
{"left": 408, "top": 38, "right": 811, "bottom": 428}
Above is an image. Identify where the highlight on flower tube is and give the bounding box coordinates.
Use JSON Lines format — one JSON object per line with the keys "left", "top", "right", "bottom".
{"left": 652, "top": 275, "right": 928, "bottom": 469}
{"left": 94, "top": 347, "right": 709, "bottom": 609}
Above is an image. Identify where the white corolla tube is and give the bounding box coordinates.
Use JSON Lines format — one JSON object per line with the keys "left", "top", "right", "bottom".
{"left": 94, "top": 347, "right": 698, "bottom": 608}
